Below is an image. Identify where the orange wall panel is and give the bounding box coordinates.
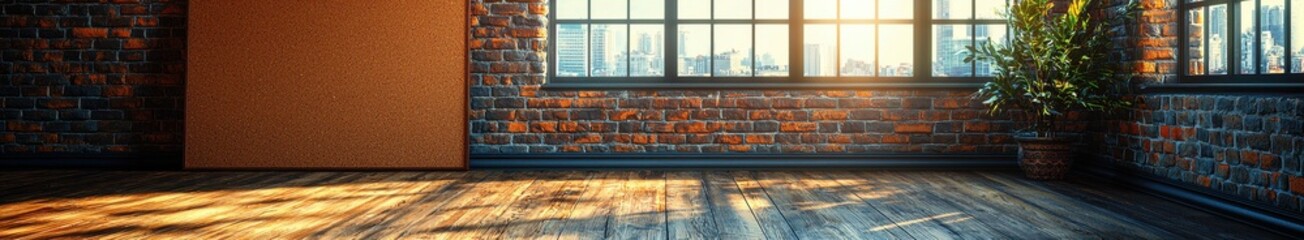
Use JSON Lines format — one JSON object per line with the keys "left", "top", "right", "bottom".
{"left": 186, "top": 1, "right": 467, "bottom": 169}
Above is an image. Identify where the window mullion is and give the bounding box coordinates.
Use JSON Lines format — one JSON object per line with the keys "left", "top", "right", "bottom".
{"left": 1255, "top": 0, "right": 1261, "bottom": 74}
{"left": 791, "top": 0, "right": 804, "bottom": 78}
{"left": 874, "top": 0, "right": 880, "bottom": 77}
{"left": 1229, "top": 1, "right": 1240, "bottom": 75}
{"left": 1285, "top": 0, "right": 1292, "bottom": 73}
{"left": 915, "top": 0, "right": 931, "bottom": 78}
{"left": 666, "top": 0, "right": 678, "bottom": 79}
{"left": 626, "top": 0, "right": 631, "bottom": 77}
{"left": 971, "top": 0, "right": 977, "bottom": 77}
{"left": 751, "top": 0, "right": 757, "bottom": 77}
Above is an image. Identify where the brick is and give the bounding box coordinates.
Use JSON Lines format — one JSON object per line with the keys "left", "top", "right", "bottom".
{"left": 717, "top": 135, "right": 743, "bottom": 144}
{"left": 675, "top": 122, "right": 711, "bottom": 133}
{"left": 71, "top": 28, "right": 107, "bottom": 38}
{"left": 745, "top": 135, "right": 774, "bottom": 144}
{"left": 812, "top": 110, "right": 849, "bottom": 121}
{"left": 779, "top": 122, "right": 817, "bottom": 132}
{"left": 895, "top": 123, "right": 932, "bottom": 134}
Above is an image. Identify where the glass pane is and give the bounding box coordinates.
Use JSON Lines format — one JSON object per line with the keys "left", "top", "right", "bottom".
{"left": 975, "top": 0, "right": 1006, "bottom": 19}
{"left": 975, "top": 24, "right": 1008, "bottom": 77}
{"left": 1210, "top": 5, "right": 1229, "bottom": 75}
{"left": 933, "top": 25, "right": 972, "bottom": 77}
{"left": 592, "top": 0, "right": 628, "bottom": 19}
{"left": 678, "top": 25, "right": 711, "bottom": 76}
{"left": 806, "top": 0, "right": 838, "bottom": 19}
{"left": 630, "top": 0, "right": 665, "bottom": 19}
{"left": 1294, "top": 0, "right": 1303, "bottom": 73}
{"left": 630, "top": 25, "right": 665, "bottom": 76}
{"left": 841, "top": 0, "right": 875, "bottom": 19}
{"left": 1188, "top": 7, "right": 1207, "bottom": 75}
{"left": 714, "top": 25, "right": 752, "bottom": 76}
{"left": 804, "top": 24, "right": 837, "bottom": 76}
{"left": 716, "top": 0, "right": 752, "bottom": 19}
{"left": 590, "top": 24, "right": 628, "bottom": 76}
{"left": 555, "top": 24, "right": 589, "bottom": 77}
{"left": 934, "top": 0, "right": 973, "bottom": 19}
{"left": 880, "top": 0, "right": 914, "bottom": 19}
{"left": 1261, "top": 0, "right": 1285, "bottom": 73}
{"left": 841, "top": 24, "right": 875, "bottom": 76}
{"left": 557, "top": 0, "right": 588, "bottom": 19}
{"left": 756, "top": 24, "right": 790, "bottom": 76}
{"left": 1239, "top": 0, "right": 1255, "bottom": 74}
{"left": 880, "top": 25, "right": 914, "bottom": 76}
{"left": 679, "top": 0, "right": 711, "bottom": 19}
{"left": 756, "top": 0, "right": 789, "bottom": 19}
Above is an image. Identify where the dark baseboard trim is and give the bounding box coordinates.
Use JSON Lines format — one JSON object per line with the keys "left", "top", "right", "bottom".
{"left": 470, "top": 153, "right": 1016, "bottom": 169}
{"left": 1079, "top": 163, "right": 1304, "bottom": 236}
{"left": 0, "top": 153, "right": 182, "bottom": 170}
{"left": 1139, "top": 83, "right": 1304, "bottom": 94}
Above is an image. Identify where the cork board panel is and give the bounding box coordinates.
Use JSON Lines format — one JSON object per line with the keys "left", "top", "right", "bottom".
{"left": 186, "top": 1, "right": 467, "bottom": 169}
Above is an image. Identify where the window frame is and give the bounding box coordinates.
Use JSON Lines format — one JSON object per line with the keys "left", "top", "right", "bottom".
{"left": 544, "top": 0, "right": 1006, "bottom": 89}
{"left": 1177, "top": 0, "right": 1301, "bottom": 84}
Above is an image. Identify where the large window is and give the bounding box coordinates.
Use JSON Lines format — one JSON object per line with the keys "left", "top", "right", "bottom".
{"left": 1181, "top": 0, "right": 1301, "bottom": 82}
{"left": 548, "top": 0, "right": 1009, "bottom": 88}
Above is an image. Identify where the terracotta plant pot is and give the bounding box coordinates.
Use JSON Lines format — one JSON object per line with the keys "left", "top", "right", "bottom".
{"left": 1015, "top": 136, "right": 1074, "bottom": 180}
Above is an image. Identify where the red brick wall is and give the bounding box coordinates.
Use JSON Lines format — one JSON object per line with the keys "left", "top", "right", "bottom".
{"left": 467, "top": 0, "right": 1028, "bottom": 154}
{"left": 2, "top": 0, "right": 186, "bottom": 154}
{"left": 1088, "top": 0, "right": 1304, "bottom": 214}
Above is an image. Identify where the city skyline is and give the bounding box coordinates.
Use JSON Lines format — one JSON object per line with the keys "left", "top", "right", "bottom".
{"left": 1188, "top": 2, "right": 1302, "bottom": 75}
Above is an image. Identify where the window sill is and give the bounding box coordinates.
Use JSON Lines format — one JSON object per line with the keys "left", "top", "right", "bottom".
{"left": 540, "top": 82, "right": 987, "bottom": 90}
{"left": 1140, "top": 83, "right": 1304, "bottom": 94}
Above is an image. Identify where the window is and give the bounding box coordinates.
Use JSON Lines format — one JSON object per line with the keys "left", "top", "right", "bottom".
{"left": 548, "top": 0, "right": 1009, "bottom": 88}
{"left": 1181, "top": 0, "right": 1301, "bottom": 82}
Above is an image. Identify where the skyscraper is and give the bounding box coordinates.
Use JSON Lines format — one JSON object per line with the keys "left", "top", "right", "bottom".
{"left": 556, "top": 24, "right": 587, "bottom": 76}
{"left": 804, "top": 44, "right": 821, "bottom": 76}
{"left": 591, "top": 25, "right": 609, "bottom": 76}
{"left": 638, "top": 32, "right": 653, "bottom": 54}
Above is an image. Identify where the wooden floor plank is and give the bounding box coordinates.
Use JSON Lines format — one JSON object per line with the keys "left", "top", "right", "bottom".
{"left": 0, "top": 170, "right": 1284, "bottom": 239}
{"left": 827, "top": 171, "right": 983, "bottom": 240}
{"left": 666, "top": 171, "right": 719, "bottom": 239}
{"left": 752, "top": 171, "right": 903, "bottom": 239}
{"left": 887, "top": 171, "right": 1077, "bottom": 239}
{"left": 494, "top": 171, "right": 592, "bottom": 240}
{"left": 388, "top": 171, "right": 541, "bottom": 239}
{"left": 856, "top": 171, "right": 1011, "bottom": 239}
{"left": 555, "top": 171, "right": 621, "bottom": 240}
{"left": 305, "top": 172, "right": 464, "bottom": 239}
{"left": 968, "top": 172, "right": 1176, "bottom": 239}
{"left": 729, "top": 171, "right": 799, "bottom": 240}
{"left": 607, "top": 170, "right": 668, "bottom": 239}
{"left": 1040, "top": 178, "right": 1289, "bottom": 240}
{"left": 700, "top": 171, "right": 769, "bottom": 239}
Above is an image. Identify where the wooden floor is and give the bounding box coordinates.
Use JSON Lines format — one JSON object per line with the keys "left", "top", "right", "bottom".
{"left": 0, "top": 170, "right": 1284, "bottom": 239}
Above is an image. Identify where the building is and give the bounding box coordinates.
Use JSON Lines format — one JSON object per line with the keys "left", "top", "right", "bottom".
{"left": 556, "top": 24, "right": 587, "bottom": 76}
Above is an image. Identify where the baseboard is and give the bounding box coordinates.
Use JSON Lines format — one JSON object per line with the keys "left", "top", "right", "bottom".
{"left": 0, "top": 153, "right": 182, "bottom": 170}
{"left": 470, "top": 153, "right": 1016, "bottom": 169}
{"left": 1079, "top": 163, "right": 1304, "bottom": 236}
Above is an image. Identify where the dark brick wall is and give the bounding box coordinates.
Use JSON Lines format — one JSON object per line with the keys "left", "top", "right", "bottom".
{"left": 1, "top": 0, "right": 186, "bottom": 154}
{"left": 1088, "top": 95, "right": 1304, "bottom": 213}
{"left": 1089, "top": 0, "right": 1304, "bottom": 214}
{"left": 466, "top": 0, "right": 1028, "bottom": 154}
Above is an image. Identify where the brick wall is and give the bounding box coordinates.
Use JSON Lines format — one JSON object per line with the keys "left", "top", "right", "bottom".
{"left": 467, "top": 0, "right": 1028, "bottom": 154}
{"left": 1, "top": 0, "right": 186, "bottom": 154}
{"left": 1088, "top": 95, "right": 1304, "bottom": 213}
{"left": 1088, "top": 0, "right": 1304, "bottom": 214}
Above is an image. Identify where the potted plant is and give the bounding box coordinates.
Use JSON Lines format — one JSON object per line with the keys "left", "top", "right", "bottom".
{"left": 965, "top": 0, "right": 1136, "bottom": 180}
